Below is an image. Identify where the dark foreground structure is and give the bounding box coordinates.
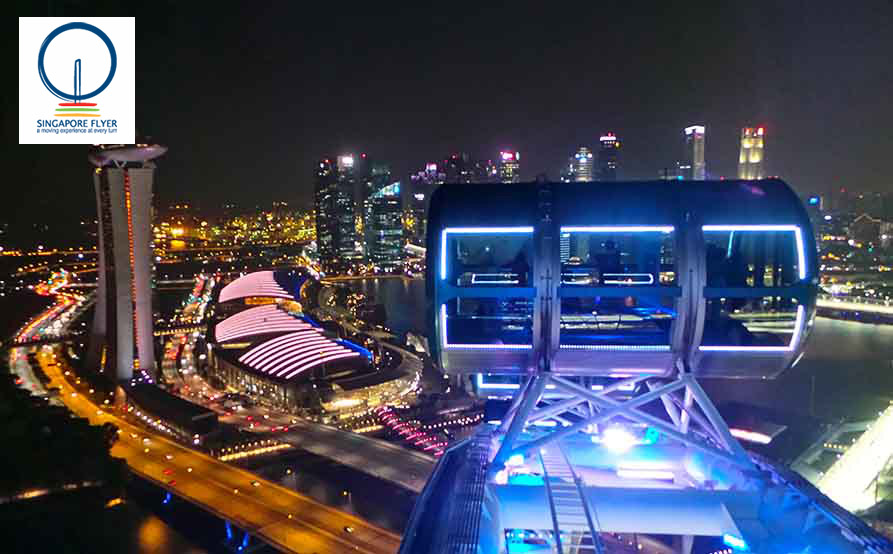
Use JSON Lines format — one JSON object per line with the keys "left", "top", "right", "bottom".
{"left": 400, "top": 180, "right": 892, "bottom": 553}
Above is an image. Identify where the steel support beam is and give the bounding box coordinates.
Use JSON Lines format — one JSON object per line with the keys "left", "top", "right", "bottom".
{"left": 682, "top": 374, "right": 751, "bottom": 462}
{"left": 549, "top": 376, "right": 752, "bottom": 469}
{"left": 507, "top": 379, "right": 685, "bottom": 459}
{"left": 491, "top": 374, "right": 549, "bottom": 471}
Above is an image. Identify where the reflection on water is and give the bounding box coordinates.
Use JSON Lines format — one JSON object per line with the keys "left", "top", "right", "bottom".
{"left": 704, "top": 317, "right": 893, "bottom": 420}
{"left": 242, "top": 449, "right": 415, "bottom": 533}
{"left": 136, "top": 514, "right": 208, "bottom": 554}
{"left": 348, "top": 277, "right": 426, "bottom": 336}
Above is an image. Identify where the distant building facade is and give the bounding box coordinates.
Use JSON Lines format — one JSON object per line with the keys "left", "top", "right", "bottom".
{"left": 598, "top": 133, "right": 620, "bottom": 181}
{"left": 364, "top": 164, "right": 404, "bottom": 271}
{"left": 683, "top": 125, "right": 706, "bottom": 180}
{"left": 315, "top": 156, "right": 361, "bottom": 273}
{"left": 572, "top": 147, "right": 594, "bottom": 181}
{"left": 738, "top": 126, "right": 765, "bottom": 179}
{"left": 498, "top": 150, "right": 521, "bottom": 183}
{"left": 407, "top": 163, "right": 444, "bottom": 246}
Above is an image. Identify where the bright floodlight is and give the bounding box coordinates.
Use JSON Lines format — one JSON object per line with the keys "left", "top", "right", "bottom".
{"left": 602, "top": 426, "right": 637, "bottom": 454}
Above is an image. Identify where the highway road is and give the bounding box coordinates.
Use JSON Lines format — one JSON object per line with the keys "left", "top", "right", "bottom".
{"left": 36, "top": 347, "right": 401, "bottom": 554}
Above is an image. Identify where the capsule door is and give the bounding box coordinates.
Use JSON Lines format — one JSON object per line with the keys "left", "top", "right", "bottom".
{"left": 552, "top": 225, "right": 681, "bottom": 377}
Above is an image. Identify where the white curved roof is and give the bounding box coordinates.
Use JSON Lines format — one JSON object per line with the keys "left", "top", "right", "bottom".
{"left": 214, "top": 304, "right": 312, "bottom": 343}
{"left": 218, "top": 271, "right": 293, "bottom": 303}
{"left": 237, "top": 329, "right": 361, "bottom": 380}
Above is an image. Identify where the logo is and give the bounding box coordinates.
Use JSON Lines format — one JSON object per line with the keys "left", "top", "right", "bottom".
{"left": 19, "top": 17, "right": 135, "bottom": 145}
{"left": 39, "top": 22, "right": 117, "bottom": 118}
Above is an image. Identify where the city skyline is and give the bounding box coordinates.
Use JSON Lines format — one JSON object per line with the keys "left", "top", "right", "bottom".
{"left": 4, "top": 2, "right": 892, "bottom": 227}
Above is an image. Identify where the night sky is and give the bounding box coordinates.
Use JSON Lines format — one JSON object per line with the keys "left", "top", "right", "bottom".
{"left": 4, "top": 1, "right": 893, "bottom": 234}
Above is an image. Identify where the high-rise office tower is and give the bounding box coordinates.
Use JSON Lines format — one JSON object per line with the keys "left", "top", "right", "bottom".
{"left": 315, "top": 155, "right": 361, "bottom": 273}
{"left": 738, "top": 126, "right": 765, "bottom": 179}
{"left": 598, "top": 133, "right": 620, "bottom": 181}
{"left": 498, "top": 150, "right": 521, "bottom": 183}
{"left": 363, "top": 162, "right": 404, "bottom": 270}
{"left": 88, "top": 143, "right": 166, "bottom": 383}
{"left": 572, "top": 147, "right": 594, "bottom": 181}
{"left": 366, "top": 179, "right": 404, "bottom": 272}
{"left": 683, "top": 125, "right": 706, "bottom": 180}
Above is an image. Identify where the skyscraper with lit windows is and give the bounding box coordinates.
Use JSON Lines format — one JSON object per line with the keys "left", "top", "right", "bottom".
{"left": 738, "top": 126, "right": 765, "bottom": 179}
{"left": 362, "top": 162, "right": 404, "bottom": 271}
{"left": 315, "top": 155, "right": 361, "bottom": 273}
{"left": 88, "top": 144, "right": 165, "bottom": 383}
{"left": 598, "top": 133, "right": 620, "bottom": 181}
{"left": 498, "top": 150, "right": 521, "bottom": 183}
{"left": 683, "top": 125, "right": 706, "bottom": 180}
{"left": 572, "top": 146, "right": 594, "bottom": 181}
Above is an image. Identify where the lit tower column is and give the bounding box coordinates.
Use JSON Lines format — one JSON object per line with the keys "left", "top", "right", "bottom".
{"left": 738, "top": 126, "right": 765, "bottom": 179}
{"left": 572, "top": 146, "right": 594, "bottom": 181}
{"left": 88, "top": 143, "right": 166, "bottom": 383}
{"left": 598, "top": 133, "right": 620, "bottom": 181}
{"left": 683, "top": 125, "right": 706, "bottom": 180}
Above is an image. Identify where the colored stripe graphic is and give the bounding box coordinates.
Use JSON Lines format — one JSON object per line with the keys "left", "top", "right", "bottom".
{"left": 58, "top": 102, "right": 98, "bottom": 106}
{"left": 55, "top": 114, "right": 101, "bottom": 117}
{"left": 56, "top": 108, "right": 100, "bottom": 112}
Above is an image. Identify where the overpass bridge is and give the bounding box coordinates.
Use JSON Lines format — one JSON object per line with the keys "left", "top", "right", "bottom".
{"left": 278, "top": 419, "right": 435, "bottom": 493}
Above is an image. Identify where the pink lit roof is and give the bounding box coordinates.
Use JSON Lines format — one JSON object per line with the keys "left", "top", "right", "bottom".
{"left": 214, "top": 304, "right": 313, "bottom": 343}
{"left": 237, "top": 329, "right": 361, "bottom": 380}
{"left": 218, "top": 271, "right": 293, "bottom": 303}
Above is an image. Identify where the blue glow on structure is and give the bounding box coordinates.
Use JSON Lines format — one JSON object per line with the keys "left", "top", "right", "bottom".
{"left": 338, "top": 339, "right": 373, "bottom": 360}
{"left": 440, "top": 226, "right": 534, "bottom": 281}
{"left": 561, "top": 225, "right": 674, "bottom": 233}
{"left": 508, "top": 473, "right": 545, "bottom": 486}
{"left": 299, "top": 314, "right": 321, "bottom": 327}
{"left": 441, "top": 304, "right": 533, "bottom": 350}
{"left": 162, "top": 492, "right": 171, "bottom": 505}
{"left": 722, "top": 533, "right": 749, "bottom": 551}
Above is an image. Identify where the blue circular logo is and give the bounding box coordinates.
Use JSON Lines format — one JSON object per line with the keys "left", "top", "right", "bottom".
{"left": 37, "top": 22, "right": 117, "bottom": 101}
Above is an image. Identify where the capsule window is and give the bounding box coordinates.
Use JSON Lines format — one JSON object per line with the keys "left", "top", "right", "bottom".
{"left": 441, "top": 228, "right": 534, "bottom": 287}
{"left": 559, "top": 228, "right": 676, "bottom": 286}
{"left": 701, "top": 298, "right": 802, "bottom": 350}
{"left": 559, "top": 295, "right": 676, "bottom": 347}
{"left": 703, "top": 227, "right": 804, "bottom": 287}
{"left": 700, "top": 225, "right": 807, "bottom": 351}
{"left": 441, "top": 298, "right": 533, "bottom": 347}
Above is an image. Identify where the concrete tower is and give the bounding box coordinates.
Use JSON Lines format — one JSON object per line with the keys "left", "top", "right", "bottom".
{"left": 88, "top": 143, "right": 166, "bottom": 383}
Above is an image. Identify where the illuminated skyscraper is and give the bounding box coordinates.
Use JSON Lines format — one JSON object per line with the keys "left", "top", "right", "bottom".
{"left": 683, "top": 125, "right": 706, "bottom": 180}
{"left": 598, "top": 133, "right": 620, "bottom": 181}
{"left": 366, "top": 180, "right": 404, "bottom": 271}
{"left": 498, "top": 150, "right": 521, "bottom": 183}
{"left": 572, "top": 146, "right": 594, "bottom": 181}
{"left": 88, "top": 144, "right": 166, "bottom": 383}
{"left": 315, "top": 155, "right": 361, "bottom": 273}
{"left": 362, "top": 162, "right": 404, "bottom": 271}
{"left": 738, "top": 126, "right": 765, "bottom": 179}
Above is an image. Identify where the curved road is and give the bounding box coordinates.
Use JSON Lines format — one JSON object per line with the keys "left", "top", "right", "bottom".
{"left": 36, "top": 347, "right": 400, "bottom": 554}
